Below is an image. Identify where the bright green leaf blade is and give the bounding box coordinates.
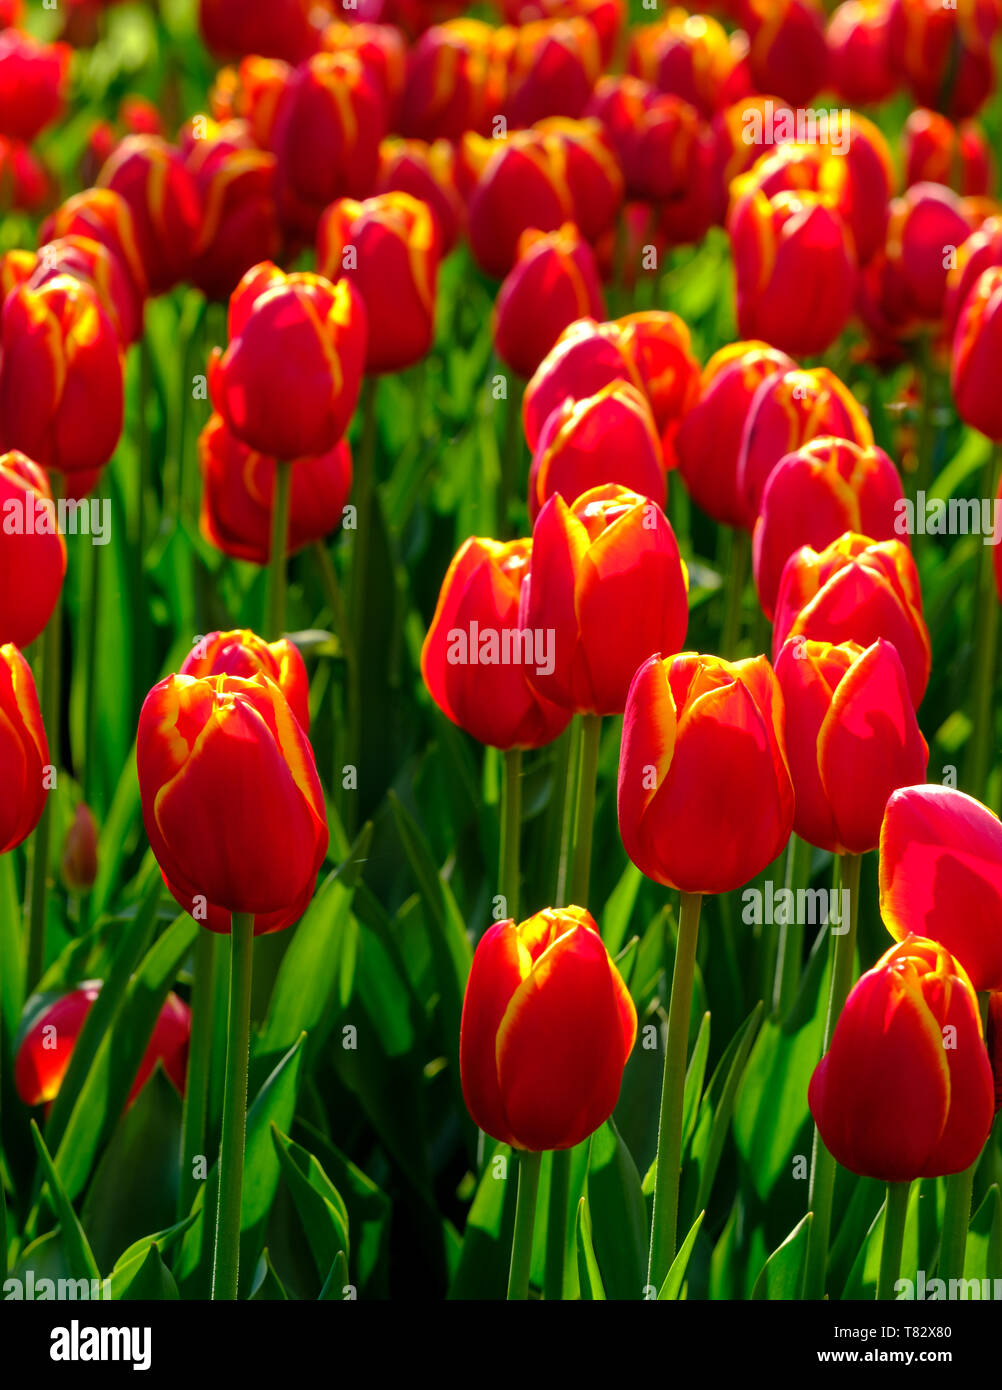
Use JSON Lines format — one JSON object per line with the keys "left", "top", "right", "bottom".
{"left": 751, "top": 1213, "right": 813, "bottom": 1300}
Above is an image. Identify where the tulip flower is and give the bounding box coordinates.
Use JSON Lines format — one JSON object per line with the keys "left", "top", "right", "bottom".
{"left": 775, "top": 637, "right": 928, "bottom": 855}
{"left": 321, "top": 21, "right": 407, "bottom": 125}
{"left": 0, "top": 136, "right": 49, "bottom": 213}
{"left": 209, "top": 261, "right": 366, "bottom": 460}
{"left": 0, "top": 275, "right": 124, "bottom": 479}
{"left": 809, "top": 936, "right": 995, "bottom": 1181}
{"left": 888, "top": 0, "right": 999, "bottom": 119}
{"left": 884, "top": 181, "right": 974, "bottom": 322}
{"left": 904, "top": 109, "right": 991, "bottom": 197}
{"left": 753, "top": 438, "right": 906, "bottom": 619}
{"left": 943, "top": 214, "right": 1002, "bottom": 336}
{"left": 460, "top": 905, "right": 637, "bottom": 1152}
{"left": 39, "top": 187, "right": 148, "bottom": 311}
{"left": 676, "top": 341, "right": 796, "bottom": 531}
{"left": 26, "top": 235, "right": 143, "bottom": 347}
{"left": 528, "top": 381, "right": 666, "bottom": 521}
{"left": 375, "top": 137, "right": 465, "bottom": 254}
{"left": 614, "top": 311, "right": 700, "bottom": 466}
{"left": 199, "top": 0, "right": 324, "bottom": 64}
{"left": 540, "top": 117, "right": 623, "bottom": 246}
{"left": 988, "top": 992, "right": 1002, "bottom": 1114}
{"left": 827, "top": 0, "right": 897, "bottom": 105}
{"left": 97, "top": 135, "right": 201, "bottom": 296}
{"left": 628, "top": 9, "right": 744, "bottom": 117}
{"left": 738, "top": 367, "right": 874, "bottom": 520}
{"left": 61, "top": 803, "right": 99, "bottom": 893}
{"left": 209, "top": 55, "right": 291, "bottom": 150}
{"left": 584, "top": 76, "right": 704, "bottom": 205}
{"left": 502, "top": 17, "right": 601, "bottom": 126}
{"left": 618, "top": 651, "right": 795, "bottom": 894}
{"left": 0, "top": 452, "right": 66, "bottom": 649}
{"left": 198, "top": 413, "right": 353, "bottom": 569}
{"left": 421, "top": 535, "right": 572, "bottom": 751}
{"left": 0, "top": 28, "right": 69, "bottom": 143}
{"left": 522, "top": 485, "right": 688, "bottom": 716}
{"left": 0, "top": 642, "right": 48, "bottom": 855}
{"left": 746, "top": 0, "right": 829, "bottom": 105}
{"left": 15, "top": 983, "right": 191, "bottom": 1110}
{"left": 180, "top": 629, "right": 310, "bottom": 733}
{"left": 772, "top": 533, "right": 932, "bottom": 707}
{"left": 467, "top": 129, "right": 575, "bottom": 280}
{"left": 522, "top": 316, "right": 646, "bottom": 450}
{"left": 879, "top": 785, "right": 1002, "bottom": 992}
{"left": 399, "top": 19, "right": 500, "bottom": 142}
{"left": 316, "top": 191, "right": 440, "bottom": 374}
{"left": 952, "top": 265, "right": 1002, "bottom": 441}
{"left": 493, "top": 223, "right": 605, "bottom": 380}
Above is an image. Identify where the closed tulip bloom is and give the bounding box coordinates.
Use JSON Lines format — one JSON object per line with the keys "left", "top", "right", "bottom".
{"left": 28, "top": 235, "right": 143, "bottom": 346}
{"left": 61, "top": 802, "right": 99, "bottom": 893}
{"left": 773, "top": 533, "right": 932, "bottom": 707}
{"left": 421, "top": 536, "right": 572, "bottom": 750}
{"left": 468, "top": 130, "right": 574, "bottom": 279}
{"left": 618, "top": 651, "right": 795, "bottom": 894}
{"left": 879, "top": 785, "right": 1002, "bottom": 991}
{"left": 15, "top": 983, "right": 191, "bottom": 1109}
{"left": 888, "top": 0, "right": 999, "bottom": 119}
{"left": 199, "top": 0, "right": 323, "bottom": 65}
{"left": 629, "top": 9, "right": 742, "bottom": 117}
{"left": 399, "top": 19, "right": 500, "bottom": 142}
{"left": 503, "top": 17, "right": 601, "bottom": 126}
{"left": 522, "top": 485, "right": 688, "bottom": 715}
{"left": 943, "top": 215, "right": 1002, "bottom": 336}
{"left": 0, "top": 275, "right": 124, "bottom": 478}
{"left": 209, "top": 262, "right": 366, "bottom": 459}
{"left": 729, "top": 183, "right": 857, "bottom": 357}
{"left": 180, "top": 629, "right": 310, "bottom": 732}
{"left": 375, "top": 138, "right": 465, "bottom": 254}
{"left": 321, "top": 21, "right": 407, "bottom": 124}
{"left": 209, "top": 55, "right": 292, "bottom": 150}
{"left": 0, "top": 452, "right": 66, "bottom": 649}
{"left": 746, "top": 0, "right": 829, "bottom": 105}
{"left": 97, "top": 135, "right": 201, "bottom": 296}
{"left": 137, "top": 673, "right": 328, "bottom": 933}
{"left": 754, "top": 438, "right": 906, "bottom": 619}
{"left": 904, "top": 109, "right": 992, "bottom": 196}
{"left": 827, "top": 0, "right": 897, "bottom": 105}
{"left": 952, "top": 265, "right": 1002, "bottom": 440}
{"left": 884, "top": 181, "right": 974, "bottom": 321}
{"left": 0, "top": 136, "right": 49, "bottom": 213}
{"left": 198, "top": 412, "right": 352, "bottom": 566}
{"left": 460, "top": 906, "right": 637, "bottom": 1151}
{"left": 0, "top": 29, "right": 69, "bottom": 143}
{"left": 493, "top": 223, "right": 605, "bottom": 380}
{"left": 39, "top": 188, "right": 148, "bottom": 310}
{"left": 776, "top": 637, "right": 927, "bottom": 854}
{"left": 522, "top": 316, "right": 648, "bottom": 453}
{"left": 539, "top": 117, "right": 623, "bottom": 245}
{"left": 528, "top": 381, "right": 666, "bottom": 521}
{"left": 0, "top": 642, "right": 48, "bottom": 854}
{"left": 614, "top": 311, "right": 700, "bottom": 467}
{"left": 676, "top": 341, "right": 796, "bottom": 531}
{"left": 988, "top": 991, "right": 1002, "bottom": 1112}
{"left": 738, "top": 367, "right": 874, "bottom": 519}
{"left": 809, "top": 936, "right": 995, "bottom": 1181}
{"left": 584, "top": 76, "right": 703, "bottom": 205}
{"left": 316, "top": 192, "right": 439, "bottom": 374}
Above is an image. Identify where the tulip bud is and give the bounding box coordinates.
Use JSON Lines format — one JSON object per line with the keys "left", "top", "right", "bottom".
{"left": 528, "top": 381, "right": 666, "bottom": 521}
{"left": 198, "top": 413, "right": 353, "bottom": 566}
{"left": 503, "top": 17, "right": 601, "bottom": 126}
{"left": 209, "top": 261, "right": 367, "bottom": 459}
{"left": 493, "top": 223, "right": 605, "bottom": 381}
{"left": 584, "top": 76, "right": 703, "bottom": 205}
{"left": 827, "top": 0, "right": 897, "bottom": 105}
{"left": 522, "top": 316, "right": 648, "bottom": 453}
{"left": 199, "top": 0, "right": 324, "bottom": 65}
{"left": 888, "top": 0, "right": 999, "bottom": 120}
{"left": 180, "top": 629, "right": 310, "bottom": 732}
{"left": 210, "top": 55, "right": 291, "bottom": 149}
{"left": 773, "top": 533, "right": 932, "bottom": 707}
{"left": 879, "top": 785, "right": 1002, "bottom": 991}
{"left": 321, "top": 20, "right": 407, "bottom": 125}
{"left": 943, "top": 214, "right": 1002, "bottom": 336}
{"left": 399, "top": 19, "right": 500, "bottom": 142}
{"left": 0, "top": 136, "right": 49, "bottom": 213}
{"left": 460, "top": 906, "right": 637, "bottom": 1151}
{"left": 39, "top": 187, "right": 148, "bottom": 309}
{"left": 468, "top": 129, "right": 574, "bottom": 280}
{"left": 61, "top": 803, "right": 99, "bottom": 893}
{"left": 522, "top": 484, "right": 688, "bottom": 715}
{"left": 0, "top": 28, "right": 69, "bottom": 143}
{"left": 97, "top": 135, "right": 201, "bottom": 296}
{"left": 15, "top": 983, "right": 191, "bottom": 1109}
{"left": 375, "top": 137, "right": 465, "bottom": 254}
{"left": 618, "top": 651, "right": 795, "bottom": 894}
{"left": 29, "top": 235, "right": 143, "bottom": 346}
{"left": 421, "top": 535, "right": 572, "bottom": 751}
{"left": 137, "top": 673, "right": 328, "bottom": 934}
{"left": 316, "top": 191, "right": 440, "bottom": 374}
{"left": 952, "top": 265, "right": 1002, "bottom": 441}
{"left": 753, "top": 438, "right": 906, "bottom": 620}
{"left": 0, "top": 275, "right": 124, "bottom": 478}
{"left": 0, "top": 642, "right": 48, "bottom": 854}
{"left": 676, "top": 341, "right": 796, "bottom": 531}
{"left": 904, "top": 109, "right": 992, "bottom": 197}
{"left": 629, "top": 9, "right": 743, "bottom": 117}
{"left": 539, "top": 117, "right": 623, "bottom": 246}
{"left": 809, "top": 936, "right": 995, "bottom": 1180}
{"left": 776, "top": 637, "right": 927, "bottom": 854}
{"left": 884, "top": 181, "right": 974, "bottom": 322}
{"left": 746, "top": 0, "right": 829, "bottom": 106}
{"left": 614, "top": 311, "right": 701, "bottom": 464}
{"left": 0, "top": 452, "right": 66, "bottom": 649}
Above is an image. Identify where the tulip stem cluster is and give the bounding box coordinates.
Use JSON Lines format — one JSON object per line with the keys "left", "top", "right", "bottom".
{"left": 507, "top": 1148, "right": 542, "bottom": 1301}
{"left": 648, "top": 889, "right": 703, "bottom": 1291}
{"left": 877, "top": 1182, "right": 911, "bottom": 1301}
{"left": 265, "top": 461, "right": 292, "bottom": 638}
{"left": 211, "top": 911, "right": 255, "bottom": 1301}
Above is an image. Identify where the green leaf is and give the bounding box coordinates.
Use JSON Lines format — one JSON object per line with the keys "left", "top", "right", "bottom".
{"left": 658, "top": 1210, "right": 705, "bottom": 1300}
{"left": 575, "top": 1196, "right": 606, "bottom": 1301}
{"left": 293, "top": 1121, "right": 391, "bottom": 1300}
{"left": 586, "top": 1120, "right": 647, "bottom": 1301}
{"left": 681, "top": 1011, "right": 711, "bottom": 1154}
{"left": 843, "top": 1181, "right": 924, "bottom": 1300}
{"left": 964, "top": 1185, "right": 1002, "bottom": 1283}
{"left": 319, "top": 1250, "right": 351, "bottom": 1301}
{"left": 112, "top": 1213, "right": 198, "bottom": 1273}
{"left": 448, "top": 1144, "right": 516, "bottom": 1300}
{"left": 271, "top": 1127, "right": 350, "bottom": 1281}
{"left": 29, "top": 1121, "right": 101, "bottom": 1284}
{"left": 601, "top": 861, "right": 643, "bottom": 957}
{"left": 0, "top": 853, "right": 24, "bottom": 1064}
{"left": 751, "top": 1213, "right": 813, "bottom": 1300}
{"left": 686, "top": 1001, "right": 764, "bottom": 1219}
{"left": 249, "top": 1248, "right": 288, "bottom": 1301}
{"left": 109, "top": 1243, "right": 179, "bottom": 1300}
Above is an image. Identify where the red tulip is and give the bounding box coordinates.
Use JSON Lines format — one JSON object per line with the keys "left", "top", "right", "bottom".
{"left": 0, "top": 136, "right": 50, "bottom": 213}
{"left": 522, "top": 316, "right": 647, "bottom": 452}
{"left": 321, "top": 20, "right": 407, "bottom": 124}
{"left": 775, "top": 637, "right": 928, "bottom": 854}
{"left": 618, "top": 651, "right": 795, "bottom": 894}
{"left": 198, "top": 412, "right": 353, "bottom": 566}
{"left": 460, "top": 906, "right": 637, "bottom": 1151}
{"left": 988, "top": 991, "right": 1002, "bottom": 1113}
{"left": 199, "top": 0, "right": 324, "bottom": 65}
{"left": 0, "top": 28, "right": 69, "bottom": 143}
{"left": 952, "top": 265, "right": 1002, "bottom": 440}
{"left": 209, "top": 55, "right": 292, "bottom": 150}
{"left": 180, "top": 629, "right": 310, "bottom": 733}
{"left": 29, "top": 235, "right": 143, "bottom": 346}
{"left": 493, "top": 223, "right": 605, "bottom": 380}
{"left": 208, "top": 262, "right": 366, "bottom": 459}
{"left": 502, "top": 17, "right": 601, "bottom": 127}
{"left": 809, "top": 936, "right": 994, "bottom": 1180}
{"left": 904, "top": 110, "right": 992, "bottom": 197}
{"left": 0, "top": 451, "right": 65, "bottom": 649}
{"left": 399, "top": 19, "right": 501, "bottom": 142}
{"left": 888, "top": 0, "right": 999, "bottom": 119}
{"left": 884, "top": 181, "right": 974, "bottom": 321}
{"left": 421, "top": 535, "right": 572, "bottom": 750}
{"left": 15, "top": 983, "right": 190, "bottom": 1109}
{"left": 628, "top": 9, "right": 745, "bottom": 117}
{"left": 97, "top": 135, "right": 201, "bottom": 296}
{"left": 773, "top": 533, "right": 932, "bottom": 707}
{"left": 746, "top": 0, "right": 829, "bottom": 106}
{"left": 943, "top": 214, "right": 1002, "bottom": 336}
{"left": 827, "top": 0, "right": 897, "bottom": 105}
{"left": 880, "top": 785, "right": 1002, "bottom": 991}
{"left": 584, "top": 76, "right": 703, "bottom": 205}
{"left": 137, "top": 673, "right": 328, "bottom": 934}
{"left": 375, "top": 137, "right": 465, "bottom": 253}
{"left": 39, "top": 187, "right": 148, "bottom": 310}
{"left": 0, "top": 642, "right": 48, "bottom": 854}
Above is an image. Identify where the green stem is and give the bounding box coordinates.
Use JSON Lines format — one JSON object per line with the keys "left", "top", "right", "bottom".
{"left": 720, "top": 529, "right": 750, "bottom": 659}
{"left": 939, "top": 1161, "right": 977, "bottom": 1285}
{"left": 877, "top": 1182, "right": 911, "bottom": 1301}
{"left": 569, "top": 714, "right": 601, "bottom": 907}
{"left": 265, "top": 460, "right": 292, "bottom": 638}
{"left": 81, "top": 535, "right": 100, "bottom": 807}
{"left": 507, "top": 1148, "right": 542, "bottom": 1300}
{"left": 804, "top": 850, "right": 862, "bottom": 1300}
{"left": 178, "top": 928, "right": 220, "bottom": 1220}
{"left": 554, "top": 717, "right": 582, "bottom": 908}
{"left": 914, "top": 333, "right": 935, "bottom": 499}
{"left": 313, "top": 542, "right": 358, "bottom": 825}
{"left": 210, "top": 912, "right": 255, "bottom": 1301}
{"left": 648, "top": 889, "right": 703, "bottom": 1290}
{"left": 346, "top": 377, "right": 378, "bottom": 836}
{"left": 772, "top": 834, "right": 810, "bottom": 1017}
{"left": 500, "top": 748, "right": 522, "bottom": 923}
{"left": 966, "top": 445, "right": 1001, "bottom": 805}
{"left": 496, "top": 382, "right": 521, "bottom": 541}
{"left": 543, "top": 1149, "right": 571, "bottom": 1300}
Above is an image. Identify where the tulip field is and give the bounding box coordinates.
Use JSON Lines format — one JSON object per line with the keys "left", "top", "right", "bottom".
{"left": 4, "top": 0, "right": 1002, "bottom": 1348}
